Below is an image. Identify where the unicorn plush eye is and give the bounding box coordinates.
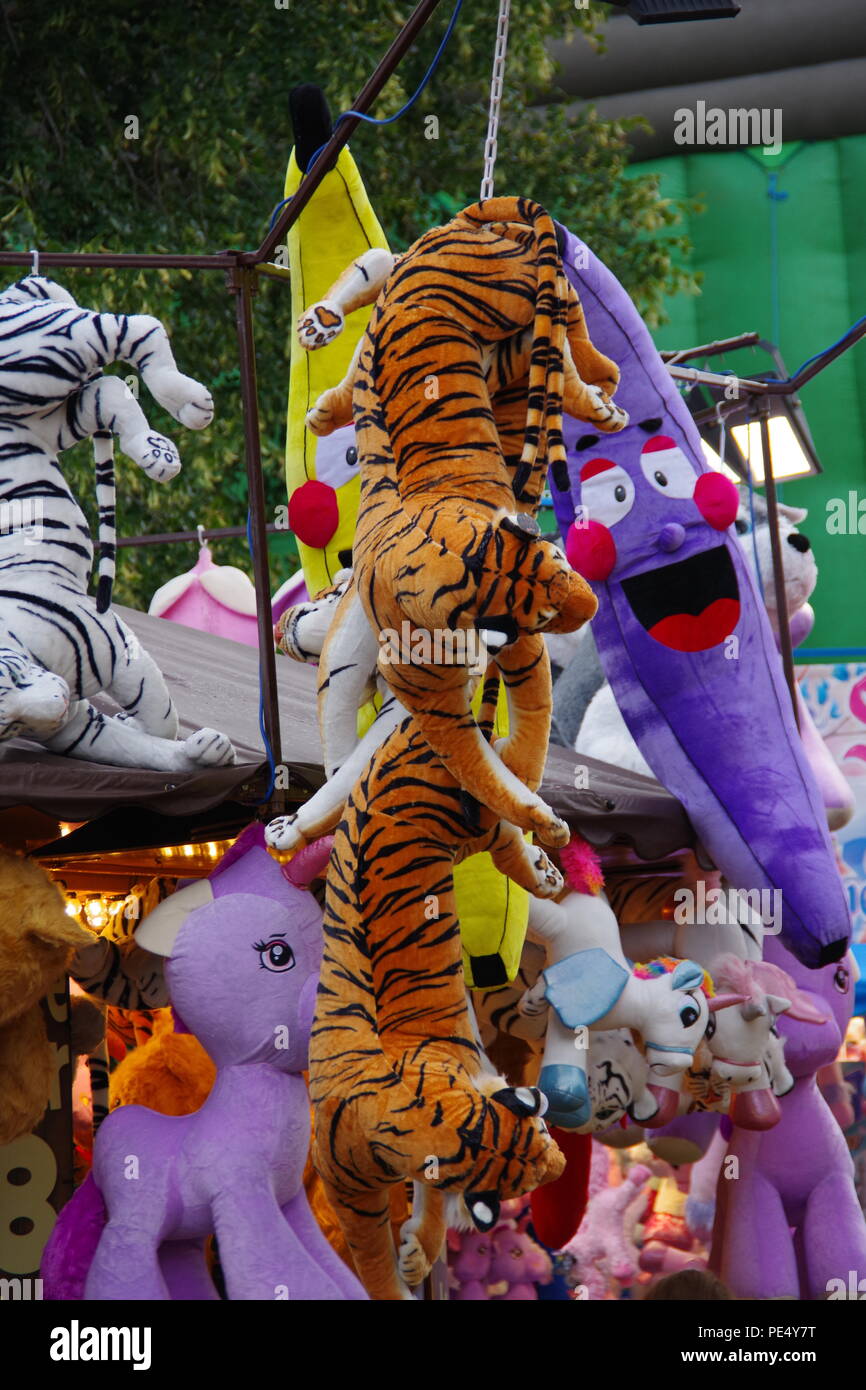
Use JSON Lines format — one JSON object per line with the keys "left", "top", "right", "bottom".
{"left": 255, "top": 938, "right": 296, "bottom": 973}
{"left": 640, "top": 437, "right": 697, "bottom": 498}
{"left": 680, "top": 1002, "right": 700, "bottom": 1028}
{"left": 833, "top": 965, "right": 849, "bottom": 993}
{"left": 579, "top": 461, "right": 635, "bottom": 527}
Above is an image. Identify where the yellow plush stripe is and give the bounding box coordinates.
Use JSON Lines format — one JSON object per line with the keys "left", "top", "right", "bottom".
{"left": 457, "top": 680, "right": 528, "bottom": 989}
{"left": 284, "top": 146, "right": 389, "bottom": 595}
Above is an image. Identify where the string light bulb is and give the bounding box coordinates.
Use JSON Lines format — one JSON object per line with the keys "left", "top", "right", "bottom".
{"left": 83, "top": 896, "right": 109, "bottom": 930}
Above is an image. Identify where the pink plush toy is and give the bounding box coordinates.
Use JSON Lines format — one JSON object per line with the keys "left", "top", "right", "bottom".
{"left": 447, "top": 1198, "right": 554, "bottom": 1300}
{"left": 149, "top": 542, "right": 260, "bottom": 645}
{"left": 448, "top": 1229, "right": 494, "bottom": 1301}
{"left": 566, "top": 1142, "right": 651, "bottom": 1299}
{"left": 488, "top": 1224, "right": 553, "bottom": 1300}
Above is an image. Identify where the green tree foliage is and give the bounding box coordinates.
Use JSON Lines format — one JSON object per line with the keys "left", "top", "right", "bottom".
{"left": 0, "top": 0, "right": 699, "bottom": 609}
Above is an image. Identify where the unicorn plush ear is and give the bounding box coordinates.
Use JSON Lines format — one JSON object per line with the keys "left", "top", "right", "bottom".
{"left": 670, "top": 960, "right": 705, "bottom": 992}
{"left": 765, "top": 993, "right": 793, "bottom": 1018}
{"left": 740, "top": 999, "right": 768, "bottom": 1021}
{"left": 135, "top": 879, "right": 214, "bottom": 957}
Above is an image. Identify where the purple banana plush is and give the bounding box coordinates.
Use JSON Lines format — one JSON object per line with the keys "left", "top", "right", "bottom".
{"left": 551, "top": 224, "right": 849, "bottom": 969}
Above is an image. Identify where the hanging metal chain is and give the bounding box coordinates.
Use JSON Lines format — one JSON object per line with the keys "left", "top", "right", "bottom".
{"left": 479, "top": 0, "right": 511, "bottom": 202}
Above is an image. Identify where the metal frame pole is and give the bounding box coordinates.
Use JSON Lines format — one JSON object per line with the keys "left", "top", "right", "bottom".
{"left": 253, "top": 0, "right": 447, "bottom": 265}
{"left": 230, "top": 263, "right": 285, "bottom": 812}
{"left": 117, "top": 523, "right": 280, "bottom": 549}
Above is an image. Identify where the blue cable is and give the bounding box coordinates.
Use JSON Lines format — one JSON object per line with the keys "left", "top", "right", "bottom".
{"left": 785, "top": 315, "right": 866, "bottom": 383}
{"left": 246, "top": 509, "right": 277, "bottom": 803}
{"left": 268, "top": 0, "right": 464, "bottom": 230}
{"left": 767, "top": 171, "right": 787, "bottom": 352}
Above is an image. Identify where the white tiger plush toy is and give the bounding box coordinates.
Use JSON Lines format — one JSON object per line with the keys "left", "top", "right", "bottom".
{"left": 0, "top": 275, "right": 235, "bottom": 772}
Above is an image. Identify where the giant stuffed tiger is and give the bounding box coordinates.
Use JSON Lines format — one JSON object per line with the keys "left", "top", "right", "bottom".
{"left": 307, "top": 199, "right": 626, "bottom": 1295}
{"left": 267, "top": 196, "right": 627, "bottom": 855}
{"left": 309, "top": 714, "right": 567, "bottom": 1301}
{"left": 0, "top": 276, "right": 234, "bottom": 770}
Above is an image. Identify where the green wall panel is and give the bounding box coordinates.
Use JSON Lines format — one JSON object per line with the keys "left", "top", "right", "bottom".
{"left": 628, "top": 137, "right": 866, "bottom": 651}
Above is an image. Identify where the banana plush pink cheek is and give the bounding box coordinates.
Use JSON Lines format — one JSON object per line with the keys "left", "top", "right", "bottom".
{"left": 287, "top": 426, "right": 359, "bottom": 552}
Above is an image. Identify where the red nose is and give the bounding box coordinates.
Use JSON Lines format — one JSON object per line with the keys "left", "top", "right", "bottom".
{"left": 566, "top": 518, "right": 616, "bottom": 582}
{"left": 694, "top": 472, "right": 739, "bottom": 530}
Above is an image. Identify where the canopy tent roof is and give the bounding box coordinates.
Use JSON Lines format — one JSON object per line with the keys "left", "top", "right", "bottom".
{"left": 0, "top": 606, "right": 322, "bottom": 824}
{"left": 0, "top": 606, "right": 699, "bottom": 865}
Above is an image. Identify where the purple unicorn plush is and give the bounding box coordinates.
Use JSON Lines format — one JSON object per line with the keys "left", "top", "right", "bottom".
{"left": 711, "top": 937, "right": 866, "bottom": 1299}
{"left": 42, "top": 825, "right": 367, "bottom": 1301}
{"left": 551, "top": 223, "right": 849, "bottom": 971}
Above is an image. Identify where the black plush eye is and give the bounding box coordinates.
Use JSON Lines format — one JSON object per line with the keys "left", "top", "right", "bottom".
{"left": 255, "top": 938, "right": 296, "bottom": 973}
{"left": 345, "top": 446, "right": 358, "bottom": 466}
{"left": 704, "top": 1013, "right": 716, "bottom": 1040}
{"left": 654, "top": 470, "right": 668, "bottom": 487}
{"left": 680, "top": 1004, "right": 700, "bottom": 1028}
{"left": 734, "top": 518, "right": 750, "bottom": 535}
{"left": 614, "top": 484, "right": 627, "bottom": 502}
{"left": 834, "top": 965, "right": 849, "bottom": 993}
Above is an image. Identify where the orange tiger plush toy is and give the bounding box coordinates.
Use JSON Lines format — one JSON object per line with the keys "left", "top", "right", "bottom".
{"left": 270, "top": 197, "right": 626, "bottom": 853}
{"left": 309, "top": 715, "right": 567, "bottom": 1301}
{"left": 304, "top": 199, "right": 626, "bottom": 1299}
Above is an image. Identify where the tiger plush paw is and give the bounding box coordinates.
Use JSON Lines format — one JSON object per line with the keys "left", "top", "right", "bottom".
{"left": 526, "top": 804, "right": 571, "bottom": 850}
{"left": 146, "top": 369, "right": 215, "bottom": 430}
{"left": 528, "top": 845, "right": 564, "bottom": 898}
{"left": 265, "top": 815, "right": 304, "bottom": 853}
{"left": 305, "top": 394, "right": 343, "bottom": 438}
{"left": 397, "top": 1228, "right": 432, "bottom": 1288}
{"left": 182, "top": 728, "right": 235, "bottom": 767}
{"left": 586, "top": 382, "right": 628, "bottom": 432}
{"left": 123, "top": 431, "right": 181, "bottom": 483}
{"left": 297, "top": 300, "right": 345, "bottom": 350}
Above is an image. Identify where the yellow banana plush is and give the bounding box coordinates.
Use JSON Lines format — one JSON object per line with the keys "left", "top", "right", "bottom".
{"left": 284, "top": 144, "right": 388, "bottom": 594}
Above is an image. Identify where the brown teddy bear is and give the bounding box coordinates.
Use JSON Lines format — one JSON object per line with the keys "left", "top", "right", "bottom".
{"left": 0, "top": 849, "right": 92, "bottom": 1145}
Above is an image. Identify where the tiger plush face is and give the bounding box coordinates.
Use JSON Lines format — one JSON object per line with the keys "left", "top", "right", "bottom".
{"left": 391, "top": 509, "right": 597, "bottom": 653}
{"left": 0, "top": 651, "right": 70, "bottom": 741}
